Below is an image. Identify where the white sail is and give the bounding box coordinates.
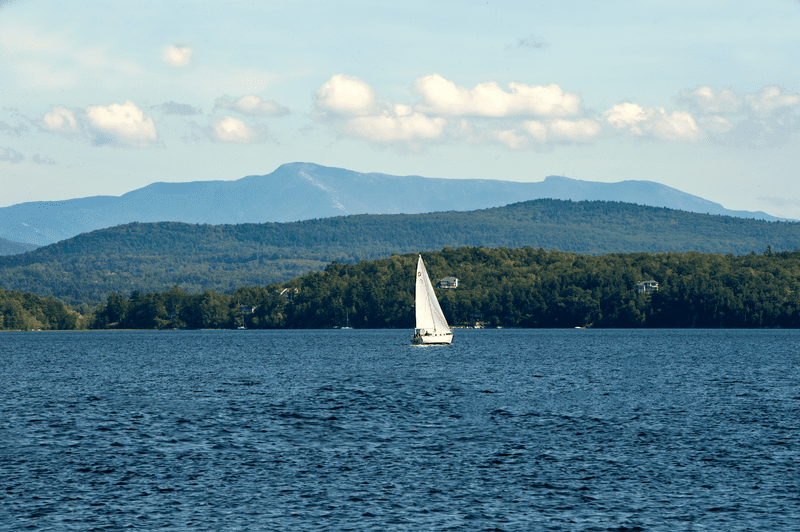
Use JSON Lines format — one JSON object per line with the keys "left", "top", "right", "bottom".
{"left": 413, "top": 255, "right": 452, "bottom": 344}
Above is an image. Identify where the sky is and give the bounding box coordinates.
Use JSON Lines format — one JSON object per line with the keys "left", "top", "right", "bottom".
{"left": 1, "top": 0, "right": 799, "bottom": 219}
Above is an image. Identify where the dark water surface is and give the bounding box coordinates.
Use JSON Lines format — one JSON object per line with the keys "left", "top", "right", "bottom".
{"left": 1, "top": 329, "right": 799, "bottom": 531}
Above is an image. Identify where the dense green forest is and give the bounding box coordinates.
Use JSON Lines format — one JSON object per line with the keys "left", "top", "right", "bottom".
{"left": 1, "top": 199, "right": 798, "bottom": 305}
{"left": 0, "top": 288, "right": 84, "bottom": 330}
{"left": 4, "top": 246, "right": 799, "bottom": 330}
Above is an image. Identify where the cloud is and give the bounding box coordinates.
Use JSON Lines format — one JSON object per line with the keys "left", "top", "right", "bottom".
{"left": 0, "top": 146, "right": 24, "bottom": 163}
{"left": 210, "top": 115, "right": 264, "bottom": 143}
{"left": 745, "top": 86, "right": 800, "bottom": 114}
{"left": 673, "top": 86, "right": 800, "bottom": 148}
{"left": 312, "top": 74, "right": 600, "bottom": 149}
{"left": 697, "top": 115, "right": 734, "bottom": 134}
{"left": 152, "top": 101, "right": 202, "bottom": 116}
{"left": 495, "top": 118, "right": 601, "bottom": 148}
{"left": 522, "top": 120, "right": 547, "bottom": 142}
{"left": 674, "top": 86, "right": 800, "bottom": 147}
{"left": 164, "top": 45, "right": 192, "bottom": 67}
{"left": 517, "top": 34, "right": 550, "bottom": 50}
{"left": 311, "top": 74, "right": 800, "bottom": 151}
{"left": 313, "top": 76, "right": 445, "bottom": 146}
{"left": 314, "top": 74, "right": 378, "bottom": 117}
{"left": 603, "top": 103, "right": 701, "bottom": 141}
{"left": 678, "top": 87, "right": 741, "bottom": 115}
{"left": 414, "top": 74, "right": 580, "bottom": 118}
{"left": 85, "top": 101, "right": 158, "bottom": 147}
{"left": 214, "top": 95, "right": 289, "bottom": 117}
{"left": 548, "top": 119, "right": 603, "bottom": 142}
{"left": 342, "top": 106, "right": 447, "bottom": 143}
{"left": 43, "top": 106, "right": 78, "bottom": 131}
{"left": 42, "top": 101, "right": 158, "bottom": 148}
{"left": 518, "top": 119, "right": 602, "bottom": 145}
{"left": 491, "top": 129, "right": 529, "bottom": 150}
{"left": 677, "top": 86, "right": 800, "bottom": 118}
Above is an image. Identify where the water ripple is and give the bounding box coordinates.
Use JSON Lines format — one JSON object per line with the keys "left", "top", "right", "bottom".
{"left": 1, "top": 329, "right": 799, "bottom": 531}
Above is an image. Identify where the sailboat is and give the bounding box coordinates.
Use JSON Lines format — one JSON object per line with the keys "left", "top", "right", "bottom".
{"left": 412, "top": 254, "right": 453, "bottom": 345}
{"left": 341, "top": 312, "right": 353, "bottom": 330}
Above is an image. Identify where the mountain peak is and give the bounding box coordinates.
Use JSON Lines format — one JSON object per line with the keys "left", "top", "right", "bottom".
{"left": 0, "top": 162, "right": 785, "bottom": 248}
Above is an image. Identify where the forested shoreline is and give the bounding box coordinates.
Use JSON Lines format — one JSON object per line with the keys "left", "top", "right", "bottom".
{"left": 2, "top": 246, "right": 799, "bottom": 331}
{"left": 2, "top": 198, "right": 798, "bottom": 306}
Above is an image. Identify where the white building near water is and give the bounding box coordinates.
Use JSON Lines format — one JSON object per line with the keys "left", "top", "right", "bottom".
{"left": 635, "top": 280, "right": 659, "bottom": 294}
{"left": 437, "top": 277, "right": 459, "bottom": 289}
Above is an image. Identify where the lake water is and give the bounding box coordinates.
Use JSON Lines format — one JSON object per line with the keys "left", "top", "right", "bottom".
{"left": 1, "top": 329, "right": 799, "bottom": 531}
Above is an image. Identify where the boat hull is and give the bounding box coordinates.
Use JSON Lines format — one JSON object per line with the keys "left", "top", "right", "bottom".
{"left": 412, "top": 331, "right": 453, "bottom": 345}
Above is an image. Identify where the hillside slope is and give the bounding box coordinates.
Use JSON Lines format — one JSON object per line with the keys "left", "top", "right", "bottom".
{"left": 0, "top": 237, "right": 39, "bottom": 256}
{"left": 1, "top": 199, "right": 797, "bottom": 305}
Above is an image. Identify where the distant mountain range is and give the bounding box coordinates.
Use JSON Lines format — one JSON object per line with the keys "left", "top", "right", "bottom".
{"left": 0, "top": 162, "right": 784, "bottom": 249}
{"left": 0, "top": 237, "right": 39, "bottom": 256}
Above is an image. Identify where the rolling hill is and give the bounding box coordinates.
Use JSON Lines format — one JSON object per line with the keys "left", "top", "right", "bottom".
{"left": 1, "top": 198, "right": 797, "bottom": 305}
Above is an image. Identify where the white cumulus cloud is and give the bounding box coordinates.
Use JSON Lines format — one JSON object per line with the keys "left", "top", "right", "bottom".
{"left": 85, "top": 101, "right": 158, "bottom": 147}
{"left": 603, "top": 102, "right": 647, "bottom": 133}
{"left": 413, "top": 74, "right": 581, "bottom": 118}
{"left": 314, "top": 74, "right": 377, "bottom": 117}
{"left": 211, "top": 115, "right": 258, "bottom": 143}
{"left": 343, "top": 107, "right": 447, "bottom": 143}
{"left": 164, "top": 45, "right": 192, "bottom": 67}
{"left": 43, "top": 106, "right": 78, "bottom": 131}
{"left": 313, "top": 77, "right": 446, "bottom": 146}
{"left": 41, "top": 101, "right": 158, "bottom": 147}
{"left": 603, "top": 103, "right": 700, "bottom": 141}
{"left": 214, "top": 95, "right": 289, "bottom": 117}
{"left": 310, "top": 74, "right": 780, "bottom": 150}
{"left": 522, "top": 120, "right": 548, "bottom": 143}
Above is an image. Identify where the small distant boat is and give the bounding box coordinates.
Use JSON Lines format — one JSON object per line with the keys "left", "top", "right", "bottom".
{"left": 412, "top": 255, "right": 453, "bottom": 345}
{"left": 341, "top": 312, "right": 353, "bottom": 330}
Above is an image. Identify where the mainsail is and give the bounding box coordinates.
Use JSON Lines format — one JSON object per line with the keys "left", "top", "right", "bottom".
{"left": 414, "top": 255, "right": 451, "bottom": 340}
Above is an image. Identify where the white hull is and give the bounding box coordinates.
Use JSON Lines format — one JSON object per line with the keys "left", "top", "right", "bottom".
{"left": 412, "top": 330, "right": 453, "bottom": 345}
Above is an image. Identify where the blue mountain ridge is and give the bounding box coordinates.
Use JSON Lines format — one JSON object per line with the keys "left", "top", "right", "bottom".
{"left": 0, "top": 162, "right": 783, "bottom": 247}
{"left": 0, "top": 236, "right": 39, "bottom": 256}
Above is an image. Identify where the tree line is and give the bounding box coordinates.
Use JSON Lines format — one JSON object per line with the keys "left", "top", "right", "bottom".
{"left": 1, "top": 198, "right": 798, "bottom": 306}
{"left": 3, "top": 246, "right": 799, "bottom": 330}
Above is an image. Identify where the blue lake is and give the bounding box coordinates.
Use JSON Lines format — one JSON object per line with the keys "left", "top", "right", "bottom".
{"left": 1, "top": 329, "right": 799, "bottom": 531}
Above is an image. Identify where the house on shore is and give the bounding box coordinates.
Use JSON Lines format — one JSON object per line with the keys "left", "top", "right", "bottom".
{"left": 437, "top": 277, "right": 459, "bottom": 289}
{"left": 635, "top": 280, "right": 659, "bottom": 294}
